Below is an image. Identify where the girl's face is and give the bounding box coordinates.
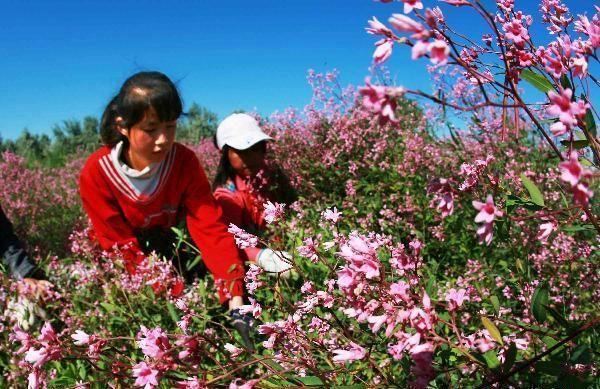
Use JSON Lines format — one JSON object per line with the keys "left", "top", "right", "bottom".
{"left": 227, "top": 142, "right": 266, "bottom": 178}
{"left": 118, "top": 107, "right": 177, "bottom": 170}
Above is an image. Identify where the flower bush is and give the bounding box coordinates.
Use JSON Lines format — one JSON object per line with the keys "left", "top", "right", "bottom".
{"left": 1, "top": 0, "right": 599, "bottom": 387}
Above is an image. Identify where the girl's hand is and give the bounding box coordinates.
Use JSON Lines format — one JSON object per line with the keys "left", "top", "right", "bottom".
{"left": 256, "top": 249, "right": 294, "bottom": 278}
{"left": 18, "top": 278, "right": 53, "bottom": 301}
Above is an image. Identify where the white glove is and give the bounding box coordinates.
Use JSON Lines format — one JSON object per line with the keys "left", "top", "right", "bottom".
{"left": 7, "top": 296, "right": 47, "bottom": 331}
{"left": 256, "top": 249, "right": 293, "bottom": 278}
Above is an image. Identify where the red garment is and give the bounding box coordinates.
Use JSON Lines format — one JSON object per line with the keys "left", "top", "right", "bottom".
{"left": 79, "top": 143, "right": 244, "bottom": 302}
{"left": 213, "top": 175, "right": 264, "bottom": 261}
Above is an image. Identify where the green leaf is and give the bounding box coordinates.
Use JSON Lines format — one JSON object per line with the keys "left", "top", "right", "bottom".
{"left": 100, "top": 302, "right": 118, "bottom": 313}
{"left": 520, "top": 174, "right": 545, "bottom": 207}
{"left": 167, "top": 302, "right": 180, "bottom": 324}
{"left": 482, "top": 350, "right": 501, "bottom": 370}
{"left": 560, "top": 74, "right": 572, "bottom": 91}
{"left": 481, "top": 317, "right": 504, "bottom": 346}
{"left": 560, "top": 139, "right": 589, "bottom": 149}
{"left": 297, "top": 376, "right": 325, "bottom": 386}
{"left": 502, "top": 343, "right": 518, "bottom": 374}
{"left": 490, "top": 296, "right": 500, "bottom": 315}
{"left": 531, "top": 286, "right": 549, "bottom": 323}
{"left": 542, "top": 336, "right": 558, "bottom": 349}
{"left": 585, "top": 108, "right": 596, "bottom": 137}
{"left": 521, "top": 69, "right": 554, "bottom": 93}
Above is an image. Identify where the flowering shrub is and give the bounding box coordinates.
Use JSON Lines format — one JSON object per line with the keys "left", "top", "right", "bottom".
{"left": 1, "top": 0, "right": 599, "bottom": 387}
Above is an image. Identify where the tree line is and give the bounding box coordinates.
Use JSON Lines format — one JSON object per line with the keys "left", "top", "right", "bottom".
{"left": 0, "top": 103, "right": 219, "bottom": 167}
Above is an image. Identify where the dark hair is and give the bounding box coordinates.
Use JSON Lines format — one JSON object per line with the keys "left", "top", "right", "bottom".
{"left": 100, "top": 71, "right": 183, "bottom": 146}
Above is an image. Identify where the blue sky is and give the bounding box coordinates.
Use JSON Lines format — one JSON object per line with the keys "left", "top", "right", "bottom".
{"left": 0, "top": 0, "right": 595, "bottom": 140}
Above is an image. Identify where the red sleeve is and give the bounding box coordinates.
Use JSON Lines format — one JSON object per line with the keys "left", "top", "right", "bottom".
{"left": 79, "top": 154, "right": 144, "bottom": 273}
{"left": 214, "top": 189, "right": 262, "bottom": 262}
{"left": 182, "top": 153, "right": 245, "bottom": 303}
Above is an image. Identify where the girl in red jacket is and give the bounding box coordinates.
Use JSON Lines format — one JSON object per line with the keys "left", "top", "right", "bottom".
{"left": 79, "top": 72, "right": 246, "bottom": 314}
{"left": 212, "top": 113, "right": 297, "bottom": 276}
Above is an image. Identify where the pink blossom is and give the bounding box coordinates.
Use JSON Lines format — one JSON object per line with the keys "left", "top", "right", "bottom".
{"left": 132, "top": 361, "right": 159, "bottom": 389}
{"left": 224, "top": 343, "right": 244, "bottom": 358}
{"left": 137, "top": 326, "right": 171, "bottom": 359}
{"left": 445, "top": 288, "right": 469, "bottom": 311}
{"left": 358, "top": 78, "right": 404, "bottom": 124}
{"left": 322, "top": 206, "right": 342, "bottom": 224}
{"left": 332, "top": 342, "right": 366, "bottom": 363}
{"left": 228, "top": 224, "right": 258, "bottom": 249}
{"left": 401, "top": 0, "right": 423, "bottom": 14}
{"left": 573, "top": 182, "right": 594, "bottom": 207}
{"left": 558, "top": 152, "right": 592, "bottom": 187}
{"left": 440, "top": 0, "right": 470, "bottom": 5}
{"left": 373, "top": 38, "right": 394, "bottom": 64}
{"left": 473, "top": 195, "right": 503, "bottom": 224}
{"left": 537, "top": 221, "right": 557, "bottom": 242}
{"left": 297, "top": 236, "right": 320, "bottom": 263}
{"left": 25, "top": 347, "right": 49, "bottom": 368}
{"left": 366, "top": 16, "right": 393, "bottom": 37}
{"left": 570, "top": 56, "right": 588, "bottom": 78}
{"left": 388, "top": 14, "right": 428, "bottom": 39}
{"left": 503, "top": 18, "right": 530, "bottom": 47}
{"left": 428, "top": 40, "right": 450, "bottom": 65}
{"left": 263, "top": 201, "right": 285, "bottom": 224}
{"left": 472, "top": 195, "right": 503, "bottom": 245}
{"left": 238, "top": 297, "right": 262, "bottom": 319}
{"left": 71, "top": 330, "right": 90, "bottom": 346}
{"left": 411, "top": 40, "right": 429, "bottom": 60}
{"left": 547, "top": 88, "right": 587, "bottom": 129}
{"left": 550, "top": 121, "right": 568, "bottom": 137}
{"left": 38, "top": 322, "right": 58, "bottom": 343}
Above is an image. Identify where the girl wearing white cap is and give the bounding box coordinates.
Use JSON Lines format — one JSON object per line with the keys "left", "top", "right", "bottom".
{"left": 213, "top": 113, "right": 297, "bottom": 276}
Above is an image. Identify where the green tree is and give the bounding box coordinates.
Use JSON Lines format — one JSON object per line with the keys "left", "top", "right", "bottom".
{"left": 177, "top": 103, "right": 218, "bottom": 143}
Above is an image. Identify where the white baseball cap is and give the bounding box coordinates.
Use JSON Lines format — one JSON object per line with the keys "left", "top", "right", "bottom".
{"left": 216, "top": 113, "right": 273, "bottom": 150}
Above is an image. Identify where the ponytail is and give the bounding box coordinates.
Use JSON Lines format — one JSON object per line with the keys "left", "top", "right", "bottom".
{"left": 100, "top": 96, "right": 126, "bottom": 147}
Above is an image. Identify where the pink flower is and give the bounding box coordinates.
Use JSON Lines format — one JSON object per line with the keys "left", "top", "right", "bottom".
{"left": 228, "top": 224, "right": 258, "bottom": 249}
{"left": 137, "top": 326, "right": 171, "bottom": 359}
{"left": 537, "top": 221, "right": 557, "bottom": 242}
{"left": 263, "top": 201, "right": 285, "bottom": 224}
{"left": 366, "top": 17, "right": 393, "bottom": 37}
{"left": 558, "top": 152, "right": 592, "bottom": 187}
{"left": 229, "top": 379, "right": 259, "bottom": 389}
{"left": 550, "top": 121, "right": 568, "bottom": 137}
{"left": 297, "top": 236, "right": 320, "bottom": 263}
{"left": 401, "top": 0, "right": 423, "bottom": 14}
{"left": 547, "top": 88, "right": 587, "bottom": 129}
{"left": 570, "top": 56, "right": 588, "bottom": 78}
{"left": 573, "top": 182, "right": 594, "bottom": 207}
{"left": 445, "top": 288, "right": 469, "bottom": 311}
{"left": 71, "top": 330, "right": 90, "bottom": 346}
{"left": 224, "top": 343, "right": 244, "bottom": 358}
{"left": 132, "top": 361, "right": 159, "bottom": 389}
{"left": 373, "top": 38, "right": 394, "bottom": 64}
{"left": 411, "top": 40, "right": 429, "bottom": 60}
{"left": 388, "top": 14, "right": 428, "bottom": 39}
{"left": 238, "top": 297, "right": 262, "bottom": 319}
{"left": 472, "top": 195, "right": 503, "bottom": 245}
{"left": 38, "top": 322, "right": 58, "bottom": 343}
{"left": 428, "top": 40, "right": 450, "bottom": 65}
{"left": 25, "top": 347, "right": 49, "bottom": 368}
{"left": 440, "top": 0, "right": 470, "bottom": 5}
{"left": 332, "top": 342, "right": 366, "bottom": 363}
{"left": 503, "top": 18, "right": 530, "bottom": 47}
{"left": 322, "top": 207, "right": 342, "bottom": 224}
{"left": 473, "top": 195, "right": 503, "bottom": 224}
{"left": 358, "top": 78, "right": 404, "bottom": 124}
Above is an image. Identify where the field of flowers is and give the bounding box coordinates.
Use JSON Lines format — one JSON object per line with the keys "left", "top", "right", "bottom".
{"left": 1, "top": 0, "right": 599, "bottom": 387}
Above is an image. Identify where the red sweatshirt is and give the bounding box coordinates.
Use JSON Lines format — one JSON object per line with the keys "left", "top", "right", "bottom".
{"left": 79, "top": 142, "right": 245, "bottom": 302}
{"left": 213, "top": 175, "right": 265, "bottom": 261}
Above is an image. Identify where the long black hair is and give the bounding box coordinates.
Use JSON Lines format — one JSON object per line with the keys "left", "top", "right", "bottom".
{"left": 100, "top": 71, "right": 183, "bottom": 146}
